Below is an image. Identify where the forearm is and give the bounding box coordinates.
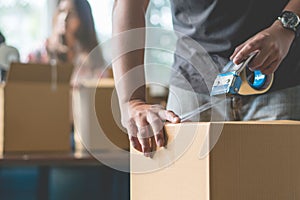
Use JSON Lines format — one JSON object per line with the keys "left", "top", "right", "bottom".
{"left": 270, "top": 0, "right": 300, "bottom": 41}
{"left": 112, "top": 0, "right": 149, "bottom": 104}
{"left": 231, "top": 0, "right": 300, "bottom": 74}
{"left": 284, "top": 0, "right": 300, "bottom": 16}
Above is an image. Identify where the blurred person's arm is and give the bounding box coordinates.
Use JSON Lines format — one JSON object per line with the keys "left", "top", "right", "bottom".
{"left": 112, "top": 0, "right": 180, "bottom": 157}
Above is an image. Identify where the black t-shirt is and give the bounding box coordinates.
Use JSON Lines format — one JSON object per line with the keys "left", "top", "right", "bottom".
{"left": 169, "top": 0, "right": 300, "bottom": 93}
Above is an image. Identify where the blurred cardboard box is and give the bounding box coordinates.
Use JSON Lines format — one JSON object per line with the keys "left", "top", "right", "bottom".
{"left": 0, "top": 63, "right": 73, "bottom": 153}
{"left": 73, "top": 79, "right": 129, "bottom": 152}
{"left": 131, "top": 121, "right": 300, "bottom": 200}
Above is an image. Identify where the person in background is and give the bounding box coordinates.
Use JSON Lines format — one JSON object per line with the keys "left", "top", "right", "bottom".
{"left": 27, "top": 0, "right": 110, "bottom": 83}
{"left": 0, "top": 31, "right": 20, "bottom": 81}
{"left": 28, "top": 0, "right": 112, "bottom": 152}
{"left": 0, "top": 32, "right": 5, "bottom": 44}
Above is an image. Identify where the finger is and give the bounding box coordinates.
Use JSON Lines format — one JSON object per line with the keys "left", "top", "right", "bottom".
{"left": 129, "top": 135, "right": 143, "bottom": 152}
{"left": 248, "top": 49, "right": 271, "bottom": 70}
{"left": 146, "top": 111, "right": 165, "bottom": 147}
{"left": 155, "top": 129, "right": 166, "bottom": 148}
{"left": 134, "top": 111, "right": 156, "bottom": 157}
{"left": 150, "top": 105, "right": 180, "bottom": 123}
{"left": 230, "top": 43, "right": 245, "bottom": 60}
{"left": 158, "top": 110, "right": 181, "bottom": 123}
{"left": 233, "top": 41, "right": 260, "bottom": 65}
{"left": 137, "top": 125, "right": 152, "bottom": 157}
{"left": 261, "top": 60, "right": 280, "bottom": 75}
{"left": 126, "top": 118, "right": 138, "bottom": 137}
{"left": 258, "top": 54, "right": 277, "bottom": 72}
{"left": 230, "top": 36, "right": 255, "bottom": 60}
{"left": 126, "top": 119, "right": 143, "bottom": 151}
{"left": 150, "top": 104, "right": 164, "bottom": 111}
{"left": 150, "top": 136, "right": 157, "bottom": 158}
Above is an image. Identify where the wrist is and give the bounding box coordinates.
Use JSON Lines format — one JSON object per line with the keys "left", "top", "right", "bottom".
{"left": 272, "top": 20, "right": 295, "bottom": 41}
{"left": 128, "top": 99, "right": 146, "bottom": 106}
{"left": 277, "top": 10, "right": 300, "bottom": 39}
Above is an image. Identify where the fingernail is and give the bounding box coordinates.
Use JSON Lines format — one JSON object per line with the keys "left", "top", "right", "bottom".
{"left": 172, "top": 117, "right": 179, "bottom": 123}
{"left": 233, "top": 57, "right": 240, "bottom": 64}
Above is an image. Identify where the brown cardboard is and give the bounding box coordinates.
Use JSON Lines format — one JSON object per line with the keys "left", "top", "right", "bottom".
{"left": 1, "top": 62, "right": 73, "bottom": 153}
{"left": 73, "top": 79, "right": 129, "bottom": 151}
{"left": 131, "top": 121, "right": 300, "bottom": 200}
{"left": 94, "top": 79, "right": 129, "bottom": 150}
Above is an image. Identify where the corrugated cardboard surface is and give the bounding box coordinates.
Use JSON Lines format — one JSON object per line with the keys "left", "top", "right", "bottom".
{"left": 210, "top": 122, "right": 300, "bottom": 200}
{"left": 131, "top": 121, "right": 300, "bottom": 200}
{"left": 2, "top": 63, "right": 73, "bottom": 153}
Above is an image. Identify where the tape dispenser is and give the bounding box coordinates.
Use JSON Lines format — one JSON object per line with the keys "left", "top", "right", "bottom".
{"left": 211, "top": 52, "right": 274, "bottom": 96}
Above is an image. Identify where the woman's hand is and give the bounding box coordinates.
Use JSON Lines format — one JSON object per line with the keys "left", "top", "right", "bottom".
{"left": 122, "top": 99, "right": 180, "bottom": 157}
{"left": 230, "top": 20, "right": 295, "bottom": 75}
{"left": 46, "top": 35, "right": 68, "bottom": 57}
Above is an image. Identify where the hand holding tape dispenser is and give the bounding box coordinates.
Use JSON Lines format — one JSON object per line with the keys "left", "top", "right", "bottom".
{"left": 180, "top": 52, "right": 274, "bottom": 121}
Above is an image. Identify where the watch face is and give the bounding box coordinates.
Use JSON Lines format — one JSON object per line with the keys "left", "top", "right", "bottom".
{"left": 282, "top": 11, "right": 300, "bottom": 28}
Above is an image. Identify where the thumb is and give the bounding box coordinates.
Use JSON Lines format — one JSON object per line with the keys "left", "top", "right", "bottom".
{"left": 159, "top": 110, "right": 181, "bottom": 123}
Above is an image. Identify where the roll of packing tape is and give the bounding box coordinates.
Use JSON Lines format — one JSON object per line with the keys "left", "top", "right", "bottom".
{"left": 238, "top": 68, "right": 274, "bottom": 95}
{"left": 234, "top": 52, "right": 274, "bottom": 95}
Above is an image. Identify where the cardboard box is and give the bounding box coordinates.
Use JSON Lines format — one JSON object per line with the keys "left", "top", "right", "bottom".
{"left": 0, "top": 62, "right": 73, "bottom": 153}
{"left": 72, "top": 79, "right": 129, "bottom": 152}
{"left": 131, "top": 121, "right": 300, "bottom": 200}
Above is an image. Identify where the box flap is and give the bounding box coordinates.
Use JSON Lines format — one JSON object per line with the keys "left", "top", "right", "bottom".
{"left": 6, "top": 62, "right": 73, "bottom": 83}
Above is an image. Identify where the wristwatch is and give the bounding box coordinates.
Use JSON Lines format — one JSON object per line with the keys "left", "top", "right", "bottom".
{"left": 278, "top": 11, "right": 300, "bottom": 37}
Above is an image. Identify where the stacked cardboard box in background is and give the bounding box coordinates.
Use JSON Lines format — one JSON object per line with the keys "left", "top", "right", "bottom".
{"left": 73, "top": 79, "right": 129, "bottom": 152}
{"left": 0, "top": 63, "right": 73, "bottom": 154}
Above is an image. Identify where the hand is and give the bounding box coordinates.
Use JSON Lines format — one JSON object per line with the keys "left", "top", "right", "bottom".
{"left": 122, "top": 99, "right": 180, "bottom": 157}
{"left": 46, "top": 36, "right": 68, "bottom": 56}
{"left": 230, "top": 20, "right": 295, "bottom": 75}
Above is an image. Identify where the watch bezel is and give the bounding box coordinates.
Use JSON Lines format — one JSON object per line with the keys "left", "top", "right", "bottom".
{"left": 278, "top": 11, "right": 300, "bottom": 32}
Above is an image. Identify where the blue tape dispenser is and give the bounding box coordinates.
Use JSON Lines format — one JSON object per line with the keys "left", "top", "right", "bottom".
{"left": 211, "top": 52, "right": 274, "bottom": 96}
